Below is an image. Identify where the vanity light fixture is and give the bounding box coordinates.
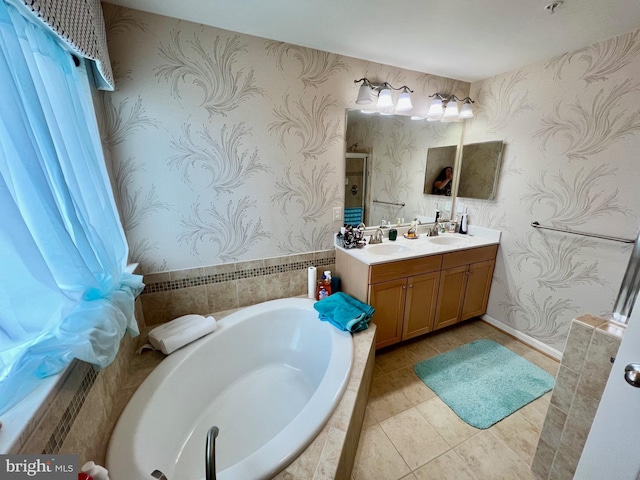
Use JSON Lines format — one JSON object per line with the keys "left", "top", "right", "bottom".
{"left": 354, "top": 78, "right": 414, "bottom": 113}
{"left": 427, "top": 93, "right": 475, "bottom": 121}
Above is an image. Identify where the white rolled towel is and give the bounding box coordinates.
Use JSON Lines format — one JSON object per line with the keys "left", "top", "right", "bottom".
{"left": 81, "top": 461, "right": 110, "bottom": 480}
{"left": 148, "top": 314, "right": 217, "bottom": 354}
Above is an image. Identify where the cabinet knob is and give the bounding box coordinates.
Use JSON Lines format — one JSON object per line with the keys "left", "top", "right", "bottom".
{"left": 402, "top": 285, "right": 406, "bottom": 289}
{"left": 409, "top": 284, "right": 413, "bottom": 288}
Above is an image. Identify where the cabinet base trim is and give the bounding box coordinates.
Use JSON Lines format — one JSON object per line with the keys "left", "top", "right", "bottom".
{"left": 481, "top": 314, "right": 562, "bottom": 360}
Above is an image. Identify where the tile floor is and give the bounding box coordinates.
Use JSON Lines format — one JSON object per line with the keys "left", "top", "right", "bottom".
{"left": 351, "top": 319, "right": 560, "bottom": 480}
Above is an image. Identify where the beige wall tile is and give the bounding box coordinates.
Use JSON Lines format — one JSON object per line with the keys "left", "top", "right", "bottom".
{"left": 264, "top": 272, "right": 292, "bottom": 301}
{"left": 531, "top": 437, "right": 556, "bottom": 480}
{"left": 549, "top": 442, "right": 581, "bottom": 480}
{"left": 561, "top": 387, "right": 600, "bottom": 455}
{"left": 277, "top": 427, "right": 329, "bottom": 479}
{"left": 237, "top": 276, "right": 266, "bottom": 307}
{"left": 578, "top": 328, "right": 620, "bottom": 395}
{"left": 352, "top": 424, "right": 411, "bottom": 480}
{"left": 313, "top": 427, "right": 347, "bottom": 480}
{"left": 140, "top": 291, "right": 172, "bottom": 325}
{"left": 290, "top": 268, "right": 309, "bottom": 297}
{"left": 170, "top": 266, "right": 203, "bottom": 281}
{"left": 203, "top": 263, "right": 236, "bottom": 275}
{"left": 264, "top": 255, "right": 291, "bottom": 267}
{"left": 550, "top": 365, "right": 579, "bottom": 414}
{"left": 561, "top": 321, "right": 594, "bottom": 372}
{"left": 206, "top": 280, "right": 238, "bottom": 312}
{"left": 143, "top": 271, "right": 170, "bottom": 284}
{"left": 169, "top": 285, "right": 209, "bottom": 317}
{"left": 538, "top": 404, "right": 567, "bottom": 451}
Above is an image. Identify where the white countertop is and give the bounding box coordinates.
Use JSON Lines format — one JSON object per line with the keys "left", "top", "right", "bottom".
{"left": 336, "top": 225, "right": 501, "bottom": 266}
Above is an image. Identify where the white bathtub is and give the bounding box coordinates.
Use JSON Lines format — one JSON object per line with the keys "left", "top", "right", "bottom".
{"left": 107, "top": 297, "right": 353, "bottom": 480}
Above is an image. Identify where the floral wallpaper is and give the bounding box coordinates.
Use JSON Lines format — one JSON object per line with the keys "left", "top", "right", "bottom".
{"left": 98, "top": 3, "right": 469, "bottom": 275}
{"left": 99, "top": 3, "right": 640, "bottom": 353}
{"left": 463, "top": 29, "right": 640, "bottom": 351}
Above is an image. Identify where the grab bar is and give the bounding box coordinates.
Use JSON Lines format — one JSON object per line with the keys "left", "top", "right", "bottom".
{"left": 206, "top": 426, "right": 219, "bottom": 480}
{"left": 373, "top": 199, "right": 406, "bottom": 207}
{"left": 531, "top": 221, "right": 635, "bottom": 244}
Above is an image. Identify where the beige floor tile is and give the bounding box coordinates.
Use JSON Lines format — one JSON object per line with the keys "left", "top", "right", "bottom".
{"left": 352, "top": 424, "right": 410, "bottom": 480}
{"left": 375, "top": 344, "right": 423, "bottom": 374}
{"left": 380, "top": 408, "right": 450, "bottom": 471}
{"left": 368, "top": 373, "right": 414, "bottom": 422}
{"left": 387, "top": 366, "right": 436, "bottom": 406}
{"left": 454, "top": 430, "right": 538, "bottom": 480}
{"left": 399, "top": 474, "right": 419, "bottom": 480}
{"left": 415, "top": 397, "right": 479, "bottom": 448}
{"left": 523, "top": 349, "right": 560, "bottom": 377}
{"left": 463, "top": 319, "right": 500, "bottom": 337}
{"left": 413, "top": 450, "right": 479, "bottom": 480}
{"left": 490, "top": 411, "right": 542, "bottom": 466}
{"left": 489, "top": 330, "right": 535, "bottom": 357}
{"left": 362, "top": 406, "right": 377, "bottom": 429}
{"left": 519, "top": 392, "right": 551, "bottom": 430}
{"left": 423, "top": 328, "right": 469, "bottom": 353}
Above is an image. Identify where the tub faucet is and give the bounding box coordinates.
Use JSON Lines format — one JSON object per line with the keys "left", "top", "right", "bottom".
{"left": 369, "top": 228, "right": 384, "bottom": 244}
{"left": 206, "top": 425, "right": 220, "bottom": 480}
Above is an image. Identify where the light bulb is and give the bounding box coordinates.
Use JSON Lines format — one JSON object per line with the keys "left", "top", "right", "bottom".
{"left": 459, "top": 100, "right": 474, "bottom": 118}
{"left": 377, "top": 86, "right": 393, "bottom": 108}
{"left": 442, "top": 98, "right": 459, "bottom": 119}
{"left": 356, "top": 83, "right": 373, "bottom": 105}
{"left": 427, "top": 98, "right": 444, "bottom": 119}
{"left": 395, "top": 90, "right": 413, "bottom": 112}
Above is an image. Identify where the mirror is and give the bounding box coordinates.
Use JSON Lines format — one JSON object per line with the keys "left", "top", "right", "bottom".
{"left": 345, "top": 109, "right": 463, "bottom": 227}
{"left": 457, "top": 141, "right": 504, "bottom": 200}
{"left": 424, "top": 146, "right": 456, "bottom": 196}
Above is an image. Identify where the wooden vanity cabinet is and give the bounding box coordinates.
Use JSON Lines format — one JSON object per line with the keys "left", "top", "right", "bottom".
{"left": 335, "top": 243, "right": 498, "bottom": 350}
{"left": 433, "top": 245, "right": 498, "bottom": 331}
{"left": 336, "top": 251, "right": 442, "bottom": 349}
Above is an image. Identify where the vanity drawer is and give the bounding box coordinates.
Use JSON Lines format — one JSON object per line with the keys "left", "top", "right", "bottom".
{"left": 441, "top": 244, "right": 498, "bottom": 269}
{"left": 369, "top": 254, "right": 442, "bottom": 284}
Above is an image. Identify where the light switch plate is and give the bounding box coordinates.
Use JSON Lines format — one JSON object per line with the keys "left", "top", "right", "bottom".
{"left": 333, "top": 207, "right": 342, "bottom": 221}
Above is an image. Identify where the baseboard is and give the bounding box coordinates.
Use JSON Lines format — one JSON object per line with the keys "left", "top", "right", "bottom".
{"left": 481, "top": 314, "right": 563, "bottom": 361}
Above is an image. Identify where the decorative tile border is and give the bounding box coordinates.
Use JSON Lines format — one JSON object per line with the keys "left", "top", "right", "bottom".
{"left": 142, "top": 256, "right": 335, "bottom": 295}
{"left": 42, "top": 365, "right": 98, "bottom": 455}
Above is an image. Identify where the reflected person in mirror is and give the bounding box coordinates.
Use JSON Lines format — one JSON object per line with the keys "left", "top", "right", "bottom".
{"left": 432, "top": 166, "right": 453, "bottom": 196}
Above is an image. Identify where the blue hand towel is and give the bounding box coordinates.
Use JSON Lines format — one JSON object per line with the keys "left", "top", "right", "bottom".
{"left": 313, "top": 292, "right": 375, "bottom": 333}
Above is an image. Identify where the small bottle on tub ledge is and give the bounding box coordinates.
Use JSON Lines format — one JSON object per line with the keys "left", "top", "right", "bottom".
{"left": 316, "top": 271, "right": 332, "bottom": 300}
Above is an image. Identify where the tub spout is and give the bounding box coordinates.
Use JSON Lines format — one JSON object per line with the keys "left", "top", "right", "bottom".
{"left": 151, "top": 470, "right": 168, "bottom": 480}
{"left": 206, "top": 425, "right": 220, "bottom": 480}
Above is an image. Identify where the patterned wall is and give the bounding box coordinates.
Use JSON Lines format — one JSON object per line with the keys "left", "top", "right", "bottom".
{"left": 462, "top": 29, "right": 640, "bottom": 351}
{"left": 100, "top": 3, "right": 640, "bottom": 352}
{"left": 99, "top": 4, "right": 469, "bottom": 275}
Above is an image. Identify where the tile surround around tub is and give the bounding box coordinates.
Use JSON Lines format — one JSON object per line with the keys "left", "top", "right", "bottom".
{"left": 140, "top": 250, "right": 336, "bottom": 325}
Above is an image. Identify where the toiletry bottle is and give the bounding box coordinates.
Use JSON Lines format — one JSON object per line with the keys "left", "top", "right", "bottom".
{"left": 317, "top": 271, "right": 332, "bottom": 299}
{"left": 460, "top": 210, "right": 468, "bottom": 234}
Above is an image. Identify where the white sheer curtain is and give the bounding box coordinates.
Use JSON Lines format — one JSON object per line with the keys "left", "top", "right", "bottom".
{"left": 0, "top": 0, "right": 143, "bottom": 414}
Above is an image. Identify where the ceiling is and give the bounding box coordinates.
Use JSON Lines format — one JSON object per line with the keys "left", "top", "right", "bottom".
{"left": 106, "top": 0, "right": 640, "bottom": 83}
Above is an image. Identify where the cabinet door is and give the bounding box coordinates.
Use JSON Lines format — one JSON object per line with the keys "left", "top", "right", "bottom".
{"left": 433, "top": 265, "right": 467, "bottom": 330}
{"left": 402, "top": 272, "right": 440, "bottom": 340}
{"left": 461, "top": 259, "right": 496, "bottom": 321}
{"left": 369, "top": 278, "right": 407, "bottom": 349}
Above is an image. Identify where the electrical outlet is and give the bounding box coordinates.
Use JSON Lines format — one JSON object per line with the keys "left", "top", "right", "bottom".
{"left": 333, "top": 207, "right": 342, "bottom": 222}
{"left": 457, "top": 202, "right": 465, "bottom": 214}
{"left": 445, "top": 201, "right": 452, "bottom": 211}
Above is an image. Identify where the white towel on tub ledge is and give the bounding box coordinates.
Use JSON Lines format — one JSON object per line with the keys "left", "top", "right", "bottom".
{"left": 140, "top": 314, "right": 217, "bottom": 355}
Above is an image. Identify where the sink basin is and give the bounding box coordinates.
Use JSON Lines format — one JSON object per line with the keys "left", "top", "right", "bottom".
{"left": 427, "top": 236, "right": 470, "bottom": 246}
{"left": 367, "top": 243, "right": 413, "bottom": 255}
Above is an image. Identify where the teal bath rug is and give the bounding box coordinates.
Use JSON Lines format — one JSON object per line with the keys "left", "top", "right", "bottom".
{"left": 413, "top": 339, "right": 555, "bottom": 429}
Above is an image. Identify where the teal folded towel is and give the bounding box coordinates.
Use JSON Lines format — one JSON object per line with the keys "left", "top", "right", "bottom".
{"left": 313, "top": 292, "right": 374, "bottom": 333}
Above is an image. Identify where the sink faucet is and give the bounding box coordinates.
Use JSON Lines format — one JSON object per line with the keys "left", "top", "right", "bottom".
{"left": 369, "top": 227, "right": 384, "bottom": 244}
{"left": 426, "top": 223, "right": 439, "bottom": 237}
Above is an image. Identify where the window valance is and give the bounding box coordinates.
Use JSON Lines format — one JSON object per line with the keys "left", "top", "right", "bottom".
{"left": 17, "top": 0, "right": 114, "bottom": 90}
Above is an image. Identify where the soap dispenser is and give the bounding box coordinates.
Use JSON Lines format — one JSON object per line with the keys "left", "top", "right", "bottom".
{"left": 460, "top": 209, "right": 468, "bottom": 234}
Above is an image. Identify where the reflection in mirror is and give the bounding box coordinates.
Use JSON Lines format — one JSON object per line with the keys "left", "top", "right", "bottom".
{"left": 424, "top": 146, "right": 456, "bottom": 196}
{"left": 345, "top": 110, "right": 463, "bottom": 227}
{"left": 458, "top": 141, "right": 504, "bottom": 200}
